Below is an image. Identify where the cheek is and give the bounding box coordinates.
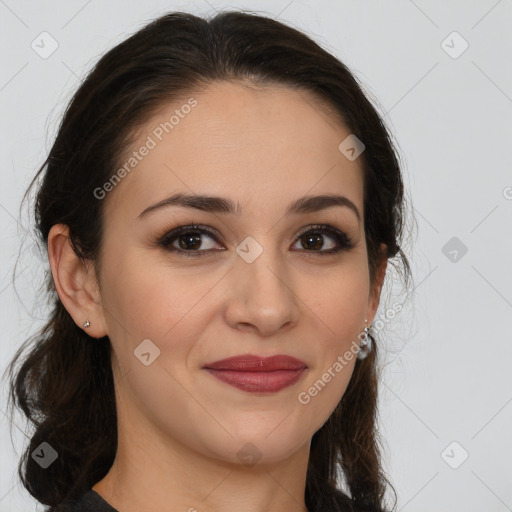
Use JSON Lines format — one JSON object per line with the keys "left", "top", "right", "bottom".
{"left": 101, "top": 247, "right": 215, "bottom": 339}
{"left": 294, "top": 336, "right": 358, "bottom": 440}
{"left": 99, "top": 249, "right": 229, "bottom": 405}
{"left": 101, "top": 252, "right": 216, "bottom": 436}
{"left": 293, "top": 262, "right": 368, "bottom": 427}
{"left": 114, "top": 348, "right": 218, "bottom": 460}
{"left": 304, "top": 259, "right": 369, "bottom": 338}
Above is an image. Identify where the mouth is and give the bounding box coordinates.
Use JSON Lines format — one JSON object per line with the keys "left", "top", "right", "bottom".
{"left": 202, "top": 354, "right": 307, "bottom": 393}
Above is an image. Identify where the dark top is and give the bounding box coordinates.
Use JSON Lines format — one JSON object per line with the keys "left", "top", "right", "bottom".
{"left": 48, "top": 489, "right": 118, "bottom": 511}
{"left": 47, "top": 487, "right": 383, "bottom": 511}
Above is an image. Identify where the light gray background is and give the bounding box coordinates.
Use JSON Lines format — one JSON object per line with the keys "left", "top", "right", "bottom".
{"left": 1, "top": 1, "right": 511, "bottom": 511}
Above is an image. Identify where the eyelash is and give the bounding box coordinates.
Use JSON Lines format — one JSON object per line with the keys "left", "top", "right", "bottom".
{"left": 155, "top": 223, "right": 354, "bottom": 258}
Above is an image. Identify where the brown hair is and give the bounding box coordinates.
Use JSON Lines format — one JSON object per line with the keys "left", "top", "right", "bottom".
{"left": 3, "top": 10, "right": 414, "bottom": 512}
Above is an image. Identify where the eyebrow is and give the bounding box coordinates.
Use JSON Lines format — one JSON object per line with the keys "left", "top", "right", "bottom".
{"left": 138, "top": 193, "right": 361, "bottom": 222}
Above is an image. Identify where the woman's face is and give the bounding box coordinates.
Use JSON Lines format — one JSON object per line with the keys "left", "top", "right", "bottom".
{"left": 94, "top": 81, "right": 385, "bottom": 467}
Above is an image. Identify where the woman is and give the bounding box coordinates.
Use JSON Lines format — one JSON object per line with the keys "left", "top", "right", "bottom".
{"left": 5, "top": 9, "right": 413, "bottom": 512}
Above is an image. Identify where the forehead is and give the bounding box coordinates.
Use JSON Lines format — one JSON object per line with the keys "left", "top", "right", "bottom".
{"left": 104, "top": 81, "right": 364, "bottom": 221}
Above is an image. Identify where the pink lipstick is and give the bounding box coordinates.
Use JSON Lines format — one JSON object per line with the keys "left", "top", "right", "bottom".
{"left": 203, "top": 354, "right": 307, "bottom": 393}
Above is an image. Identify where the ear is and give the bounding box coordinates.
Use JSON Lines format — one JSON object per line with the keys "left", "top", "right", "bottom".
{"left": 366, "top": 243, "right": 388, "bottom": 326}
{"left": 47, "top": 224, "right": 108, "bottom": 338}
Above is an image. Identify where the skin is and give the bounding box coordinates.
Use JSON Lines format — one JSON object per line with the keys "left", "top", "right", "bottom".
{"left": 48, "top": 81, "right": 387, "bottom": 512}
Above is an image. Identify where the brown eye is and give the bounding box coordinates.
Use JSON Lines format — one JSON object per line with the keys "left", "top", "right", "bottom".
{"left": 292, "top": 225, "right": 353, "bottom": 254}
{"left": 157, "top": 224, "right": 223, "bottom": 257}
{"left": 156, "top": 223, "right": 353, "bottom": 258}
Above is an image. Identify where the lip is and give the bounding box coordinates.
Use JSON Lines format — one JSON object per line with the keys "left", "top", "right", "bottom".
{"left": 203, "top": 354, "right": 308, "bottom": 393}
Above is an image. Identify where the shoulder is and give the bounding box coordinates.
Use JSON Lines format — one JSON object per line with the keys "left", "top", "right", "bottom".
{"left": 44, "top": 489, "right": 118, "bottom": 512}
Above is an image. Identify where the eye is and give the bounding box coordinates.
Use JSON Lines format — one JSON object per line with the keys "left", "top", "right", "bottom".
{"left": 156, "top": 224, "right": 223, "bottom": 257}
{"left": 156, "top": 223, "right": 353, "bottom": 257}
{"left": 291, "top": 224, "right": 353, "bottom": 254}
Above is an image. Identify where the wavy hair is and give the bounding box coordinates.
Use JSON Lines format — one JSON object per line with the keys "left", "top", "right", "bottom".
{"left": 3, "top": 10, "right": 414, "bottom": 512}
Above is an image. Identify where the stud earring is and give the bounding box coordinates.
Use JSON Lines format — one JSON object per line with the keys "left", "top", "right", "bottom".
{"left": 356, "top": 319, "right": 372, "bottom": 360}
{"left": 83, "top": 320, "right": 90, "bottom": 329}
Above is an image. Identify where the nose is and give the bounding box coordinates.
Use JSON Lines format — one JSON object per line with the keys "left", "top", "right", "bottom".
{"left": 223, "top": 243, "right": 300, "bottom": 338}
